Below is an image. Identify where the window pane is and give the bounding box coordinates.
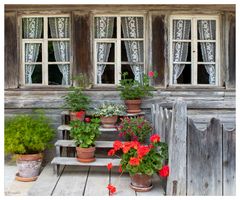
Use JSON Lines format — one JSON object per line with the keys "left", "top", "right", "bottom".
{"left": 121, "top": 17, "right": 144, "bottom": 38}
{"left": 97, "top": 64, "right": 115, "bottom": 84}
{"left": 173, "top": 42, "right": 191, "bottom": 62}
{"left": 97, "top": 43, "right": 115, "bottom": 62}
{"left": 174, "top": 64, "right": 191, "bottom": 84}
{"left": 198, "top": 64, "right": 215, "bottom": 84}
{"left": 48, "top": 41, "right": 70, "bottom": 62}
{"left": 48, "top": 17, "right": 70, "bottom": 38}
{"left": 172, "top": 20, "right": 191, "bottom": 40}
{"left": 48, "top": 64, "right": 70, "bottom": 85}
{"left": 22, "top": 18, "right": 43, "bottom": 39}
{"left": 95, "top": 17, "right": 116, "bottom": 38}
{"left": 25, "top": 64, "right": 42, "bottom": 84}
{"left": 121, "top": 64, "right": 141, "bottom": 80}
{"left": 25, "top": 43, "right": 42, "bottom": 62}
{"left": 198, "top": 42, "right": 215, "bottom": 62}
{"left": 121, "top": 41, "right": 144, "bottom": 62}
{"left": 197, "top": 20, "right": 216, "bottom": 40}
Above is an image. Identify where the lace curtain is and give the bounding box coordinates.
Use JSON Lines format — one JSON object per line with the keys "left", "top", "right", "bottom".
{"left": 172, "top": 20, "right": 191, "bottom": 84}
{"left": 49, "top": 17, "right": 70, "bottom": 85}
{"left": 23, "top": 18, "right": 43, "bottom": 84}
{"left": 198, "top": 20, "right": 216, "bottom": 84}
{"left": 121, "top": 17, "right": 144, "bottom": 82}
{"left": 95, "top": 17, "right": 114, "bottom": 84}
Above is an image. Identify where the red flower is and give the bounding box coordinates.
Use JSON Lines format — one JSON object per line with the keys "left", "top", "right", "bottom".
{"left": 118, "top": 165, "right": 122, "bottom": 173}
{"left": 150, "top": 134, "right": 160, "bottom": 143}
{"left": 130, "top": 141, "right": 140, "bottom": 150}
{"left": 84, "top": 117, "right": 91, "bottom": 123}
{"left": 137, "top": 145, "right": 150, "bottom": 158}
{"left": 159, "top": 165, "right": 169, "bottom": 177}
{"left": 107, "top": 162, "right": 113, "bottom": 171}
{"left": 108, "top": 149, "right": 116, "bottom": 156}
{"left": 107, "top": 184, "right": 116, "bottom": 195}
{"left": 122, "top": 142, "right": 132, "bottom": 153}
{"left": 129, "top": 157, "right": 140, "bottom": 166}
{"left": 76, "top": 111, "right": 85, "bottom": 119}
{"left": 113, "top": 140, "right": 123, "bottom": 151}
{"left": 148, "top": 71, "right": 155, "bottom": 77}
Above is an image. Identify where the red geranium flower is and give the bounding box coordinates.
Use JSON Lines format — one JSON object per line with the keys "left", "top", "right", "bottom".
{"left": 129, "top": 157, "right": 140, "bottom": 166}
{"left": 107, "top": 162, "right": 113, "bottom": 171}
{"left": 84, "top": 117, "right": 91, "bottom": 123}
{"left": 113, "top": 140, "right": 123, "bottom": 151}
{"left": 148, "top": 71, "right": 155, "bottom": 77}
{"left": 76, "top": 111, "right": 85, "bottom": 119}
{"left": 107, "top": 184, "right": 116, "bottom": 195}
{"left": 108, "top": 149, "right": 116, "bottom": 156}
{"left": 150, "top": 134, "right": 160, "bottom": 143}
{"left": 137, "top": 145, "right": 150, "bottom": 158}
{"left": 118, "top": 165, "right": 122, "bottom": 173}
{"left": 159, "top": 165, "right": 169, "bottom": 177}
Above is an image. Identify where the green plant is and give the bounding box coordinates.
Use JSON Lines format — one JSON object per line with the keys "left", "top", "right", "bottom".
{"left": 70, "top": 118, "right": 101, "bottom": 148}
{"left": 63, "top": 87, "right": 91, "bottom": 112}
{"left": 118, "top": 116, "right": 152, "bottom": 143}
{"left": 117, "top": 72, "right": 156, "bottom": 100}
{"left": 73, "top": 73, "right": 92, "bottom": 89}
{"left": 4, "top": 111, "right": 55, "bottom": 154}
{"left": 94, "top": 103, "right": 126, "bottom": 117}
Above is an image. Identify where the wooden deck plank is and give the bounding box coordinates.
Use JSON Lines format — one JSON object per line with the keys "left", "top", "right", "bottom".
{"left": 55, "top": 140, "right": 114, "bottom": 148}
{"left": 136, "top": 174, "right": 165, "bottom": 196}
{"left": 28, "top": 164, "right": 63, "bottom": 196}
{"left": 57, "top": 125, "right": 117, "bottom": 132}
{"left": 110, "top": 167, "right": 136, "bottom": 196}
{"left": 84, "top": 166, "right": 110, "bottom": 196}
{"left": 52, "top": 166, "right": 89, "bottom": 196}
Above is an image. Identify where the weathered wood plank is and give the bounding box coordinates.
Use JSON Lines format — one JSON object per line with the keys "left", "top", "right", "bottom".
{"left": 57, "top": 124, "right": 117, "bottom": 132}
{"left": 55, "top": 140, "right": 114, "bottom": 148}
{"left": 166, "top": 100, "right": 187, "bottom": 195}
{"left": 28, "top": 164, "right": 64, "bottom": 196}
{"left": 52, "top": 166, "right": 89, "bottom": 196}
{"left": 84, "top": 167, "right": 110, "bottom": 196}
{"left": 223, "top": 128, "right": 236, "bottom": 195}
{"left": 187, "top": 118, "right": 222, "bottom": 195}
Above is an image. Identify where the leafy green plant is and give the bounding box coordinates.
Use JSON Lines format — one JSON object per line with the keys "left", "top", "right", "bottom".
{"left": 70, "top": 118, "right": 101, "bottom": 148}
{"left": 118, "top": 116, "right": 152, "bottom": 143}
{"left": 73, "top": 73, "right": 92, "bottom": 89}
{"left": 63, "top": 87, "right": 91, "bottom": 112}
{"left": 4, "top": 111, "right": 55, "bottom": 154}
{"left": 94, "top": 103, "right": 126, "bottom": 117}
{"left": 117, "top": 72, "right": 155, "bottom": 100}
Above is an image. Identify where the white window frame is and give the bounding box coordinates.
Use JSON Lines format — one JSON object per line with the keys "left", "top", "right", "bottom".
{"left": 169, "top": 15, "right": 220, "bottom": 86}
{"left": 21, "top": 14, "right": 71, "bottom": 86}
{"left": 93, "top": 14, "right": 146, "bottom": 86}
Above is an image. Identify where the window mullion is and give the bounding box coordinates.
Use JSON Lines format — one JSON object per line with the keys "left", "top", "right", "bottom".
{"left": 43, "top": 16, "right": 48, "bottom": 85}
{"left": 192, "top": 17, "right": 198, "bottom": 85}
{"left": 116, "top": 16, "right": 121, "bottom": 84}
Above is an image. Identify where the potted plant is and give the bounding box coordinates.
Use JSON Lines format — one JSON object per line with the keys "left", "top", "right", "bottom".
{"left": 4, "top": 111, "right": 54, "bottom": 182}
{"left": 63, "top": 86, "right": 91, "bottom": 121}
{"left": 94, "top": 103, "right": 126, "bottom": 128}
{"left": 117, "top": 71, "right": 156, "bottom": 113}
{"left": 70, "top": 117, "right": 101, "bottom": 162}
{"left": 118, "top": 116, "right": 152, "bottom": 143}
{"left": 107, "top": 134, "right": 169, "bottom": 193}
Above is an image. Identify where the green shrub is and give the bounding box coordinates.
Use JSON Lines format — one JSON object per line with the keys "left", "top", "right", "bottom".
{"left": 5, "top": 111, "right": 55, "bottom": 154}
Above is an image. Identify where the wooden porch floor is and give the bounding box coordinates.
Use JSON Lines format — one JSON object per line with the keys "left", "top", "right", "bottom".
{"left": 28, "top": 164, "right": 165, "bottom": 196}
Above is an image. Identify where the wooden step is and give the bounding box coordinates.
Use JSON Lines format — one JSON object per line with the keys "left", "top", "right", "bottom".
{"left": 51, "top": 157, "right": 120, "bottom": 166}
{"left": 57, "top": 125, "right": 118, "bottom": 132}
{"left": 55, "top": 140, "right": 114, "bottom": 148}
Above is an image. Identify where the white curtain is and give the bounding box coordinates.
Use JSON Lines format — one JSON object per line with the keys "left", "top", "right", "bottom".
{"left": 172, "top": 20, "right": 191, "bottom": 84}
{"left": 121, "top": 17, "right": 144, "bottom": 83}
{"left": 95, "top": 17, "right": 114, "bottom": 84}
{"left": 198, "top": 20, "right": 216, "bottom": 84}
{"left": 49, "top": 17, "right": 70, "bottom": 85}
{"left": 23, "top": 18, "right": 43, "bottom": 84}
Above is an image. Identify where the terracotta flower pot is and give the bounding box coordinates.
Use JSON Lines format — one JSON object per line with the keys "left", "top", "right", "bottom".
{"left": 16, "top": 153, "right": 43, "bottom": 181}
{"left": 76, "top": 146, "right": 96, "bottom": 163}
{"left": 124, "top": 99, "right": 142, "bottom": 113}
{"left": 100, "top": 116, "right": 118, "bottom": 128}
{"left": 70, "top": 110, "right": 86, "bottom": 121}
{"left": 130, "top": 173, "right": 153, "bottom": 192}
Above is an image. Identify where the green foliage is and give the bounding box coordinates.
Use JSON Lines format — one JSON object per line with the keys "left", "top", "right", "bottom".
{"left": 4, "top": 111, "right": 55, "bottom": 154}
{"left": 70, "top": 118, "right": 101, "bottom": 148}
{"left": 117, "top": 72, "right": 155, "bottom": 100}
{"left": 94, "top": 103, "right": 126, "bottom": 117}
{"left": 63, "top": 87, "right": 91, "bottom": 112}
{"left": 73, "top": 73, "right": 92, "bottom": 89}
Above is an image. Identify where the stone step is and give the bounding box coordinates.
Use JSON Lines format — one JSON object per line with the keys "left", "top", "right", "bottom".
{"left": 55, "top": 140, "right": 114, "bottom": 148}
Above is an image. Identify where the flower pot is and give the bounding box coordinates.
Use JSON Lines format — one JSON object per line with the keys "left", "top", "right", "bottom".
{"left": 124, "top": 99, "right": 142, "bottom": 113}
{"left": 100, "top": 116, "right": 118, "bottom": 128}
{"left": 15, "top": 153, "right": 43, "bottom": 182}
{"left": 76, "top": 146, "right": 96, "bottom": 162}
{"left": 70, "top": 110, "right": 86, "bottom": 121}
{"left": 129, "top": 173, "right": 153, "bottom": 192}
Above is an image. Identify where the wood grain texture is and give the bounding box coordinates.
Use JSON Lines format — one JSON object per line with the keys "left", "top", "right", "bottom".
{"left": 187, "top": 118, "right": 222, "bottom": 195}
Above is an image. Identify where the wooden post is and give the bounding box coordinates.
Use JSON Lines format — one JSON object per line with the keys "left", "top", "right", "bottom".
{"left": 166, "top": 99, "right": 187, "bottom": 195}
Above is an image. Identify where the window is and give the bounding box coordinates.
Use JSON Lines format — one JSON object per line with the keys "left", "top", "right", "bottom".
{"left": 94, "top": 15, "right": 145, "bottom": 85}
{"left": 170, "top": 16, "right": 219, "bottom": 86}
{"left": 22, "top": 16, "right": 71, "bottom": 86}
